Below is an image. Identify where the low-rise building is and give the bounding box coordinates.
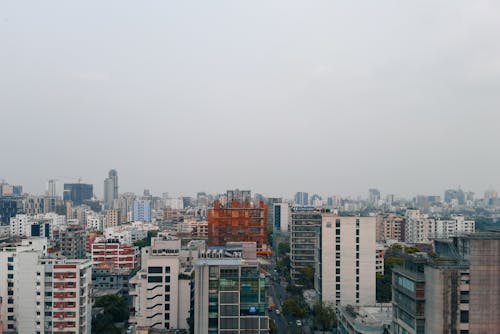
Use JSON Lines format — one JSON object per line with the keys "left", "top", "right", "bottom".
{"left": 337, "top": 304, "right": 392, "bottom": 334}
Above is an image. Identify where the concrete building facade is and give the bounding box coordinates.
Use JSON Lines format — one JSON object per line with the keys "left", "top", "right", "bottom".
{"left": 316, "top": 215, "right": 376, "bottom": 306}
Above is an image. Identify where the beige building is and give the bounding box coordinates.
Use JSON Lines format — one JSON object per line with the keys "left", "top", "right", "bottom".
{"left": 316, "top": 215, "right": 376, "bottom": 306}
{"left": 129, "top": 234, "right": 202, "bottom": 330}
{"left": 376, "top": 213, "right": 405, "bottom": 242}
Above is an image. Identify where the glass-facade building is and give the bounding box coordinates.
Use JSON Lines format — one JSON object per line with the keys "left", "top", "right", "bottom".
{"left": 194, "top": 256, "right": 268, "bottom": 333}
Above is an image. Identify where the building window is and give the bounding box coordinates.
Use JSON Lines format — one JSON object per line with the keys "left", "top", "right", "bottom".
{"left": 336, "top": 260, "right": 340, "bottom": 266}
{"left": 165, "top": 266, "right": 171, "bottom": 274}
{"left": 7, "top": 257, "right": 13, "bottom": 262}
{"left": 147, "top": 276, "right": 162, "bottom": 283}
{"left": 148, "top": 266, "right": 162, "bottom": 274}
{"left": 336, "top": 276, "right": 340, "bottom": 282}
{"left": 356, "top": 237, "right": 359, "bottom": 243}
{"left": 336, "top": 268, "right": 340, "bottom": 275}
{"left": 460, "top": 311, "right": 469, "bottom": 323}
{"left": 356, "top": 277, "right": 359, "bottom": 283}
{"left": 335, "top": 219, "right": 341, "bottom": 227}
{"left": 356, "top": 284, "right": 359, "bottom": 291}
{"left": 336, "top": 237, "right": 340, "bottom": 243}
{"left": 336, "top": 284, "right": 340, "bottom": 290}
{"left": 165, "top": 276, "right": 170, "bottom": 283}
{"left": 356, "top": 229, "right": 359, "bottom": 236}
{"left": 165, "top": 285, "right": 170, "bottom": 292}
{"left": 356, "top": 219, "right": 360, "bottom": 227}
{"left": 336, "top": 229, "right": 340, "bottom": 236}
{"left": 356, "top": 245, "right": 359, "bottom": 251}
{"left": 336, "top": 245, "right": 340, "bottom": 251}
{"left": 356, "top": 253, "right": 359, "bottom": 259}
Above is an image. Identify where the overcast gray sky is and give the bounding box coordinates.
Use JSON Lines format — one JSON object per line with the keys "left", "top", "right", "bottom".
{"left": 1, "top": 0, "right": 499, "bottom": 198}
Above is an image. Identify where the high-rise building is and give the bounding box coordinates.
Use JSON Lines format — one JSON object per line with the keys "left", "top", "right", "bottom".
{"left": 0, "top": 197, "right": 18, "bottom": 225}
{"left": 208, "top": 200, "right": 268, "bottom": 251}
{"left": 290, "top": 208, "right": 321, "bottom": 285}
{"left": 60, "top": 224, "right": 86, "bottom": 259}
{"left": 294, "top": 192, "right": 309, "bottom": 206}
{"left": 273, "top": 203, "right": 291, "bottom": 233}
{"left": 193, "top": 243, "right": 269, "bottom": 334}
{"left": 316, "top": 215, "right": 376, "bottom": 306}
{"left": 133, "top": 200, "right": 151, "bottom": 222}
{"left": 103, "top": 169, "right": 119, "bottom": 210}
{"left": 368, "top": 189, "right": 381, "bottom": 206}
{"left": 63, "top": 183, "right": 93, "bottom": 205}
{"left": 0, "top": 238, "right": 92, "bottom": 334}
{"left": 48, "top": 179, "right": 58, "bottom": 197}
{"left": 129, "top": 234, "right": 199, "bottom": 330}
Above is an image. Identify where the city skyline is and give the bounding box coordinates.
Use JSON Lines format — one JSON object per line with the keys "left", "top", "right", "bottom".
{"left": 2, "top": 1, "right": 500, "bottom": 200}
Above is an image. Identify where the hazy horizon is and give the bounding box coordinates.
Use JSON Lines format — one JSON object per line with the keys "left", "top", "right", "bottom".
{"left": 2, "top": 1, "right": 500, "bottom": 198}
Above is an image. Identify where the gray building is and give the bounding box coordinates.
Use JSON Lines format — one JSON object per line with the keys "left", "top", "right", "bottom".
{"left": 104, "top": 169, "right": 119, "bottom": 210}
{"left": 290, "top": 208, "right": 321, "bottom": 285}
{"left": 393, "top": 232, "right": 500, "bottom": 334}
{"left": 294, "top": 192, "right": 309, "bottom": 206}
{"left": 60, "top": 224, "right": 86, "bottom": 259}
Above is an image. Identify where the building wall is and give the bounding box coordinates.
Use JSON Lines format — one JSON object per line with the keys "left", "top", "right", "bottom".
{"left": 468, "top": 238, "right": 500, "bottom": 333}
{"left": 424, "top": 266, "right": 469, "bottom": 334}
{"left": 318, "top": 215, "right": 376, "bottom": 306}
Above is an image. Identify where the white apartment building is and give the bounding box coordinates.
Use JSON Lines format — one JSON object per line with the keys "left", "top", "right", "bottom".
{"left": 129, "top": 235, "right": 200, "bottom": 330}
{"left": 316, "top": 215, "right": 376, "bottom": 306}
{"left": 273, "top": 203, "right": 291, "bottom": 233}
{"left": 104, "top": 225, "right": 148, "bottom": 245}
{"left": 10, "top": 214, "right": 65, "bottom": 240}
{"left": 177, "top": 220, "right": 208, "bottom": 238}
{"left": 86, "top": 213, "right": 103, "bottom": 231}
{"left": 405, "top": 210, "right": 475, "bottom": 244}
{"left": 0, "top": 238, "right": 92, "bottom": 334}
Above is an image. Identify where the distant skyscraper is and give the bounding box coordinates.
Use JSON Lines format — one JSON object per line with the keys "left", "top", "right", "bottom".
{"left": 294, "top": 192, "right": 309, "bottom": 206}
{"left": 226, "top": 189, "right": 251, "bottom": 203}
{"left": 103, "top": 169, "right": 119, "bottom": 209}
{"left": 47, "top": 179, "right": 58, "bottom": 197}
{"left": 63, "top": 183, "right": 93, "bottom": 205}
{"left": 368, "top": 188, "right": 381, "bottom": 206}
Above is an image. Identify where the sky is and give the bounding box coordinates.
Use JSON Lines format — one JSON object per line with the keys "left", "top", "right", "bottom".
{"left": 1, "top": 1, "right": 500, "bottom": 199}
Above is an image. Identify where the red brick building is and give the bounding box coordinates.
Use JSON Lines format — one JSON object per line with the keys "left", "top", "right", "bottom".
{"left": 208, "top": 200, "right": 268, "bottom": 250}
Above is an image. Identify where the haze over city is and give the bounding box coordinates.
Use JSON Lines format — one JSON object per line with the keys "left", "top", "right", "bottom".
{"left": 2, "top": 0, "right": 500, "bottom": 197}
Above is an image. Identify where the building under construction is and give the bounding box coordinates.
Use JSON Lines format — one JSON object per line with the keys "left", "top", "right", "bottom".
{"left": 208, "top": 200, "right": 268, "bottom": 251}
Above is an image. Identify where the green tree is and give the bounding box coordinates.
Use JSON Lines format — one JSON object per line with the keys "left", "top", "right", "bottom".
{"left": 94, "top": 294, "right": 129, "bottom": 322}
{"left": 282, "top": 296, "right": 308, "bottom": 318}
{"left": 92, "top": 312, "right": 121, "bottom": 334}
{"left": 313, "top": 302, "right": 337, "bottom": 331}
{"left": 297, "top": 266, "right": 314, "bottom": 289}
{"left": 278, "top": 242, "right": 290, "bottom": 257}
